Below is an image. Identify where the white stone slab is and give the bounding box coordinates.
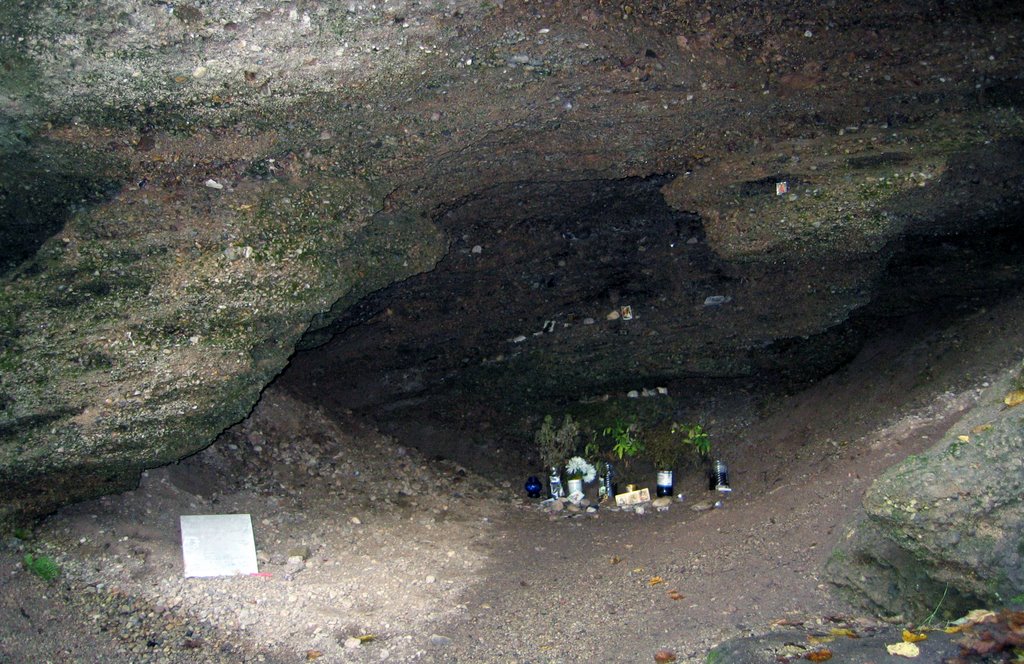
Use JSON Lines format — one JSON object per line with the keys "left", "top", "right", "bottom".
{"left": 180, "top": 514, "right": 259, "bottom": 578}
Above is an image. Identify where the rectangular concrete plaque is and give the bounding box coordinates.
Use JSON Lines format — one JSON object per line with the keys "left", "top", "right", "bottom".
{"left": 180, "top": 514, "right": 259, "bottom": 578}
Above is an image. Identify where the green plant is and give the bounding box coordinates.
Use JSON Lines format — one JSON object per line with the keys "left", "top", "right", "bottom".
{"left": 671, "top": 422, "right": 711, "bottom": 458}
{"left": 23, "top": 553, "right": 60, "bottom": 581}
{"left": 603, "top": 418, "right": 643, "bottom": 460}
{"left": 916, "top": 584, "right": 949, "bottom": 630}
{"left": 534, "top": 414, "right": 580, "bottom": 469}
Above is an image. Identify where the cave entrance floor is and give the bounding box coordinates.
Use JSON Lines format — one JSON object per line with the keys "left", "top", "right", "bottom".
{"left": 4, "top": 296, "right": 1024, "bottom": 663}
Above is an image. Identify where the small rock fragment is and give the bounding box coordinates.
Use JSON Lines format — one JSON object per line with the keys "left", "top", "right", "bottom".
{"left": 429, "top": 634, "right": 452, "bottom": 647}
{"left": 344, "top": 637, "right": 362, "bottom": 649}
{"left": 287, "top": 545, "right": 311, "bottom": 561}
{"left": 204, "top": 179, "right": 223, "bottom": 189}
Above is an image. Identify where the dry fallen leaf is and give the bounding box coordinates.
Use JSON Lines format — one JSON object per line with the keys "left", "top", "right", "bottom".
{"left": 965, "top": 609, "right": 998, "bottom": 624}
{"left": 805, "top": 648, "right": 833, "bottom": 661}
{"left": 667, "top": 589, "right": 685, "bottom": 601}
{"left": 808, "top": 635, "right": 834, "bottom": 645}
{"left": 1004, "top": 390, "right": 1024, "bottom": 407}
{"left": 648, "top": 576, "right": 665, "bottom": 586}
{"left": 886, "top": 641, "right": 920, "bottom": 657}
{"left": 356, "top": 634, "right": 376, "bottom": 643}
{"left": 957, "top": 435, "right": 971, "bottom": 443}
{"left": 902, "top": 629, "right": 927, "bottom": 643}
{"left": 654, "top": 649, "right": 677, "bottom": 663}
{"left": 829, "top": 627, "right": 858, "bottom": 638}
{"left": 971, "top": 423, "right": 993, "bottom": 434}
{"left": 305, "top": 650, "right": 323, "bottom": 660}
{"left": 610, "top": 556, "right": 622, "bottom": 565}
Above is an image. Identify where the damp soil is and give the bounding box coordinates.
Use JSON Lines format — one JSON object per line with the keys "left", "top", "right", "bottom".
{"left": 2, "top": 296, "right": 1024, "bottom": 663}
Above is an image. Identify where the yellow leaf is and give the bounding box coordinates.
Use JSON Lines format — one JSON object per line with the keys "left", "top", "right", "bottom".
{"left": 648, "top": 576, "right": 665, "bottom": 586}
{"left": 610, "top": 556, "right": 622, "bottom": 565}
{"left": 971, "top": 423, "right": 993, "bottom": 434}
{"left": 808, "top": 635, "right": 834, "bottom": 645}
{"left": 957, "top": 435, "right": 970, "bottom": 443}
{"left": 830, "top": 628, "right": 858, "bottom": 638}
{"left": 886, "top": 641, "right": 920, "bottom": 657}
{"left": 902, "top": 629, "right": 927, "bottom": 643}
{"left": 356, "top": 635, "right": 376, "bottom": 643}
{"left": 1005, "top": 390, "right": 1024, "bottom": 407}
{"left": 944, "top": 625, "right": 963, "bottom": 634}
{"left": 965, "top": 609, "right": 997, "bottom": 623}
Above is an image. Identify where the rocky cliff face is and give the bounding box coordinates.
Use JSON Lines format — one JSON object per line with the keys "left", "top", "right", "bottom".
{"left": 2, "top": 0, "right": 1023, "bottom": 535}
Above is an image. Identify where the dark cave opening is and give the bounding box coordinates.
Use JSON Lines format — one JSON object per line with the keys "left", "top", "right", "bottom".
{"left": 276, "top": 169, "right": 1024, "bottom": 480}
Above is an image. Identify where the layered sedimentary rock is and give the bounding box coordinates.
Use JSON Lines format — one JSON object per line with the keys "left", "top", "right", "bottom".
{"left": 1, "top": 0, "right": 1023, "bottom": 527}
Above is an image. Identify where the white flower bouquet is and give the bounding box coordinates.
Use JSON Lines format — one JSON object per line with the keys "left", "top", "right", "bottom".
{"left": 565, "top": 456, "right": 597, "bottom": 483}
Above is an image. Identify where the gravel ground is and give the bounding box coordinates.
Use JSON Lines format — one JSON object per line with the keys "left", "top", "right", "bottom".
{"left": 3, "top": 296, "right": 1024, "bottom": 663}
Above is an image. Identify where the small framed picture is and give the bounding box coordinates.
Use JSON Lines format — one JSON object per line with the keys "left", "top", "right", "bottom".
{"left": 775, "top": 181, "right": 789, "bottom": 195}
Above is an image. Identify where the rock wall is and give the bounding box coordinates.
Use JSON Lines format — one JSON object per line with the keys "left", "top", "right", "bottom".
{"left": 829, "top": 364, "right": 1024, "bottom": 620}
{"left": 2, "top": 0, "right": 1024, "bottom": 525}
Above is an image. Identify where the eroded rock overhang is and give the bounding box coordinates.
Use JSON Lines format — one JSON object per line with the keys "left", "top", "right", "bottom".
{"left": 1, "top": 0, "right": 1023, "bottom": 524}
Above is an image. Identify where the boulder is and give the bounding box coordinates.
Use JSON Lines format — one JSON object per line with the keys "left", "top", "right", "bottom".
{"left": 829, "top": 364, "right": 1024, "bottom": 620}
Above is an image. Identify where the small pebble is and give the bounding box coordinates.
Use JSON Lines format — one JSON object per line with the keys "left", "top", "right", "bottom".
{"left": 344, "top": 637, "right": 362, "bottom": 649}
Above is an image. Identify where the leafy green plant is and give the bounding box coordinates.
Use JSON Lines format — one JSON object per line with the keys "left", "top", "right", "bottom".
{"left": 534, "top": 414, "right": 580, "bottom": 469}
{"left": 603, "top": 418, "right": 643, "bottom": 460}
{"left": 670, "top": 422, "right": 711, "bottom": 458}
{"left": 23, "top": 553, "right": 60, "bottom": 581}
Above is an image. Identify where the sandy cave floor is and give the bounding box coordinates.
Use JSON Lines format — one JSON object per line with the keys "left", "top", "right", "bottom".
{"left": 3, "top": 296, "right": 1024, "bottom": 664}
